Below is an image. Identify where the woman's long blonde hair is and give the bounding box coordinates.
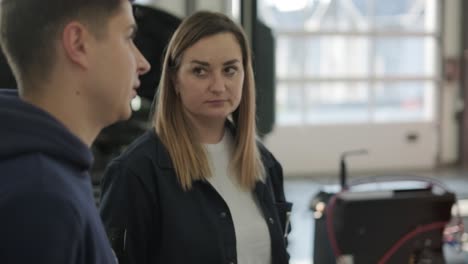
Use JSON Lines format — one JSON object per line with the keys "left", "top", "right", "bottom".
{"left": 153, "top": 11, "right": 264, "bottom": 191}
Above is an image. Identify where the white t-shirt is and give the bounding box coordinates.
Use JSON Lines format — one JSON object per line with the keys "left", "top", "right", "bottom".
{"left": 205, "top": 130, "right": 272, "bottom": 264}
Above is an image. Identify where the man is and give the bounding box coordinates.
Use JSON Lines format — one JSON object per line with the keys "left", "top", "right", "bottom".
{"left": 0, "top": 0, "right": 150, "bottom": 263}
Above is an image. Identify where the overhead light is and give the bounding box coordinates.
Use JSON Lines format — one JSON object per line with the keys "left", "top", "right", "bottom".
{"left": 274, "top": 0, "right": 309, "bottom": 12}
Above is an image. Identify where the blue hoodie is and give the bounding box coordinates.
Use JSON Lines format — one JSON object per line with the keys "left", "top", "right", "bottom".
{"left": 0, "top": 89, "right": 116, "bottom": 264}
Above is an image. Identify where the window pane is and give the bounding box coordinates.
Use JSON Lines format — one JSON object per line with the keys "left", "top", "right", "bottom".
{"left": 276, "top": 83, "right": 304, "bottom": 125}
{"left": 374, "top": 0, "right": 437, "bottom": 32}
{"left": 276, "top": 36, "right": 309, "bottom": 78}
{"left": 276, "top": 35, "right": 370, "bottom": 78}
{"left": 374, "top": 37, "right": 436, "bottom": 77}
{"left": 258, "top": 0, "right": 371, "bottom": 31}
{"left": 305, "top": 82, "right": 369, "bottom": 124}
{"left": 259, "top": 0, "right": 440, "bottom": 126}
{"left": 373, "top": 81, "right": 435, "bottom": 122}
{"left": 309, "top": 0, "right": 371, "bottom": 31}
{"left": 258, "top": 0, "right": 322, "bottom": 31}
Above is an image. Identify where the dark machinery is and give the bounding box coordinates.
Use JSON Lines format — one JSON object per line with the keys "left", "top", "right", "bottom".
{"left": 311, "top": 151, "right": 456, "bottom": 264}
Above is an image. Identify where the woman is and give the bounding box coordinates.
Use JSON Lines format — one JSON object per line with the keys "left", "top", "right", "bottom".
{"left": 100, "top": 11, "right": 292, "bottom": 264}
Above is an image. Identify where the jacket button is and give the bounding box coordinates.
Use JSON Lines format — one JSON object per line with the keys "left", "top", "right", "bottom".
{"left": 220, "top": 212, "right": 227, "bottom": 218}
{"left": 268, "top": 217, "right": 274, "bottom": 224}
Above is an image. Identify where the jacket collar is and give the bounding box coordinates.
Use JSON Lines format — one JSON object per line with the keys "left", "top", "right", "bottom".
{"left": 153, "top": 121, "right": 274, "bottom": 169}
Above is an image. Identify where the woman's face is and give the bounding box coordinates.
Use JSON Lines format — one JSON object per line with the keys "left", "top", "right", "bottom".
{"left": 175, "top": 32, "right": 244, "bottom": 126}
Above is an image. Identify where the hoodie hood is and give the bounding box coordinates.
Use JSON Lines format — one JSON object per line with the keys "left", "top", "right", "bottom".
{"left": 0, "top": 89, "right": 92, "bottom": 170}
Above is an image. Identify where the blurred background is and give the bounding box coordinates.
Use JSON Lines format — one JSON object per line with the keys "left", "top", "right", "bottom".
{"left": 2, "top": 0, "right": 468, "bottom": 263}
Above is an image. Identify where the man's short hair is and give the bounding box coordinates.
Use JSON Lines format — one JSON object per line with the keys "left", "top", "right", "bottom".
{"left": 0, "top": 0, "right": 131, "bottom": 87}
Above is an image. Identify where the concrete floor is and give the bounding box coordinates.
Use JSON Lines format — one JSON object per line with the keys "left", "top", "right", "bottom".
{"left": 284, "top": 167, "right": 468, "bottom": 264}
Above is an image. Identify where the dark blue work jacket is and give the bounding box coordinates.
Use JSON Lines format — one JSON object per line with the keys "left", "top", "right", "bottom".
{"left": 100, "top": 129, "right": 292, "bottom": 264}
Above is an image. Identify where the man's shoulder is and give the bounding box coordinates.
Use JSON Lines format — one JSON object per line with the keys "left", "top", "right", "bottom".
{"left": 0, "top": 153, "right": 82, "bottom": 190}
{"left": 0, "top": 189, "right": 116, "bottom": 264}
{"left": 0, "top": 153, "right": 61, "bottom": 190}
{"left": 1, "top": 152, "right": 69, "bottom": 174}
{"left": 0, "top": 152, "right": 94, "bottom": 220}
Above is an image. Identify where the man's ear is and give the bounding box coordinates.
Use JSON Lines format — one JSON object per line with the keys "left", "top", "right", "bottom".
{"left": 61, "top": 22, "right": 93, "bottom": 69}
